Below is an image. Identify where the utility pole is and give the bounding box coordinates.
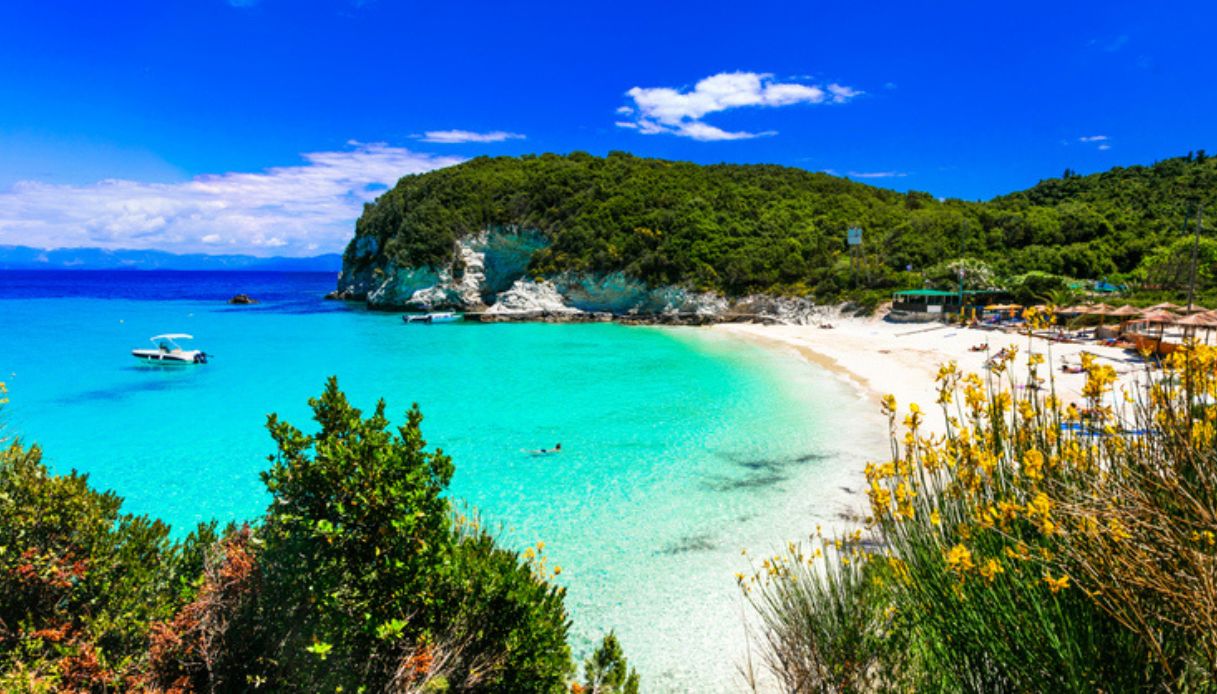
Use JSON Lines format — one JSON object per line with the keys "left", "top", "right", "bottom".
{"left": 1187, "top": 204, "right": 1204, "bottom": 312}
{"left": 957, "top": 221, "right": 967, "bottom": 310}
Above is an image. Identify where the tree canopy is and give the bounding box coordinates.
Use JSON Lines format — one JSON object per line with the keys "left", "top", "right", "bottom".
{"left": 345, "top": 151, "right": 1217, "bottom": 298}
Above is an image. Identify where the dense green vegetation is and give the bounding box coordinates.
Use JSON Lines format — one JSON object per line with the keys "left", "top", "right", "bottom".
{"left": 0, "top": 379, "right": 618, "bottom": 693}
{"left": 347, "top": 150, "right": 1217, "bottom": 299}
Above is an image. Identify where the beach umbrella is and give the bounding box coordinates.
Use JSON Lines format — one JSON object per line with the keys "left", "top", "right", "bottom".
{"left": 1173, "top": 313, "right": 1213, "bottom": 327}
{"left": 1137, "top": 309, "right": 1180, "bottom": 353}
{"left": 1105, "top": 305, "right": 1144, "bottom": 335}
{"left": 1140, "top": 309, "right": 1178, "bottom": 323}
{"left": 1182, "top": 304, "right": 1210, "bottom": 314}
{"left": 1175, "top": 312, "right": 1217, "bottom": 344}
{"left": 1147, "top": 302, "right": 1183, "bottom": 312}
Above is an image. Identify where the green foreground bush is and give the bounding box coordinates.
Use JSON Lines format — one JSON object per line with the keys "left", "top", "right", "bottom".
{"left": 0, "top": 377, "right": 605, "bottom": 693}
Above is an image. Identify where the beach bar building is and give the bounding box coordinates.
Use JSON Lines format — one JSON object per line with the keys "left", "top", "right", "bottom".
{"left": 890, "top": 289, "right": 1007, "bottom": 321}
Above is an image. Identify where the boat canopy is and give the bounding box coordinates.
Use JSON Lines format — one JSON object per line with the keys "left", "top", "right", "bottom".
{"left": 150, "top": 333, "right": 193, "bottom": 341}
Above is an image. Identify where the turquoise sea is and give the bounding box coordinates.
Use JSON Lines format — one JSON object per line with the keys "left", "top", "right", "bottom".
{"left": 0, "top": 271, "right": 885, "bottom": 691}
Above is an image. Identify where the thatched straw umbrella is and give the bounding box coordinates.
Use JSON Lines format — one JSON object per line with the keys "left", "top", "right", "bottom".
{"left": 1147, "top": 302, "right": 1183, "bottom": 312}
{"left": 1139, "top": 309, "right": 1180, "bottom": 352}
{"left": 1174, "top": 311, "right": 1217, "bottom": 344}
{"left": 1104, "top": 304, "right": 1144, "bottom": 337}
{"left": 1141, "top": 309, "right": 1179, "bottom": 323}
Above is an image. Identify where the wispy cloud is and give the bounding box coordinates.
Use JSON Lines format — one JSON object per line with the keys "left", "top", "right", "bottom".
{"left": 0, "top": 142, "right": 462, "bottom": 256}
{"left": 618, "top": 71, "right": 861, "bottom": 141}
{"left": 417, "top": 130, "right": 526, "bottom": 144}
{"left": 847, "top": 171, "right": 908, "bottom": 179}
{"left": 1078, "top": 135, "right": 1112, "bottom": 151}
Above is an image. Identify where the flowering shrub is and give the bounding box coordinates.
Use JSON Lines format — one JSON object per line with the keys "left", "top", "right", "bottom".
{"left": 746, "top": 318, "right": 1217, "bottom": 691}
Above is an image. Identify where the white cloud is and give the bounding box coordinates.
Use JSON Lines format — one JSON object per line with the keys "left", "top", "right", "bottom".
{"left": 847, "top": 171, "right": 908, "bottom": 179}
{"left": 417, "top": 130, "right": 526, "bottom": 144}
{"left": 678, "top": 122, "right": 774, "bottom": 142}
{"left": 827, "top": 83, "right": 861, "bottom": 103}
{"left": 619, "top": 71, "right": 860, "bottom": 140}
{"left": 0, "top": 142, "right": 463, "bottom": 257}
{"left": 1078, "top": 135, "right": 1112, "bottom": 151}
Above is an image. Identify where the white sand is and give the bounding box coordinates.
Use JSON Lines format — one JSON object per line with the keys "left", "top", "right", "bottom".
{"left": 716, "top": 317, "right": 1149, "bottom": 435}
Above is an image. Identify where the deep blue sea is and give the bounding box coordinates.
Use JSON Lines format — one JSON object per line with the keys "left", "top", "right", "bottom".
{"left": 0, "top": 270, "right": 883, "bottom": 691}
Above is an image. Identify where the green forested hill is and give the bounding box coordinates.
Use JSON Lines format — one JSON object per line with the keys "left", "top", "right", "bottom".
{"left": 346, "top": 150, "right": 1217, "bottom": 298}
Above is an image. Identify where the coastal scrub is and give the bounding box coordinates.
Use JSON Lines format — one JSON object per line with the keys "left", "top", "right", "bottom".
{"left": 745, "top": 318, "right": 1217, "bottom": 691}
{"left": 0, "top": 379, "right": 586, "bottom": 692}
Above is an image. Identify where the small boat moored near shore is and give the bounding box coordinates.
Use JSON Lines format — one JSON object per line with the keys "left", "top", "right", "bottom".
{"left": 132, "top": 334, "right": 209, "bottom": 364}
{"left": 403, "top": 312, "right": 461, "bottom": 324}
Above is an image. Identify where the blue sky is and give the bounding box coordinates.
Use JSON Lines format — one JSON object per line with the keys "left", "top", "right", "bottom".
{"left": 0, "top": 0, "right": 1214, "bottom": 255}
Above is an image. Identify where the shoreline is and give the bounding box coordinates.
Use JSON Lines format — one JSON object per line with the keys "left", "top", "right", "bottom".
{"left": 713, "top": 318, "right": 1149, "bottom": 436}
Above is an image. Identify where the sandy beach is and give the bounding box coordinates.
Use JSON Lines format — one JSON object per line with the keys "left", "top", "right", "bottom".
{"left": 716, "top": 316, "right": 1150, "bottom": 435}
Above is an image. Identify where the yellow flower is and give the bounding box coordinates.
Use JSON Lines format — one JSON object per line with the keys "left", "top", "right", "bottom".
{"left": 979, "top": 558, "right": 1004, "bottom": 583}
{"left": 881, "top": 394, "right": 897, "bottom": 415}
{"left": 1004, "top": 542, "right": 1031, "bottom": 561}
{"left": 930, "top": 509, "right": 942, "bottom": 526}
{"left": 1044, "top": 574, "right": 1070, "bottom": 594}
{"left": 1107, "top": 518, "right": 1131, "bottom": 542}
{"left": 945, "top": 543, "right": 975, "bottom": 575}
{"left": 1190, "top": 530, "right": 1216, "bottom": 547}
{"left": 1026, "top": 492, "right": 1052, "bottom": 518}
{"left": 868, "top": 481, "right": 893, "bottom": 516}
{"left": 1022, "top": 449, "right": 1045, "bottom": 481}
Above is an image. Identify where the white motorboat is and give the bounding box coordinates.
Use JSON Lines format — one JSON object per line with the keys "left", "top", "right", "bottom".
{"left": 403, "top": 312, "right": 461, "bottom": 324}
{"left": 132, "top": 334, "right": 209, "bottom": 365}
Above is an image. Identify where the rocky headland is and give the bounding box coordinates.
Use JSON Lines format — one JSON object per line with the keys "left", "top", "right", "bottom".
{"left": 328, "top": 226, "right": 839, "bottom": 325}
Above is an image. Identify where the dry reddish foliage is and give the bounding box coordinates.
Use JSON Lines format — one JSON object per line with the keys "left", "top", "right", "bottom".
{"left": 145, "top": 525, "right": 258, "bottom": 692}
{"left": 58, "top": 640, "right": 114, "bottom": 690}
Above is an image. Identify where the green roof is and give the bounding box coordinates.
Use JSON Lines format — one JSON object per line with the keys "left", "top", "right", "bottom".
{"left": 895, "top": 289, "right": 957, "bottom": 297}
{"left": 894, "top": 289, "right": 1004, "bottom": 297}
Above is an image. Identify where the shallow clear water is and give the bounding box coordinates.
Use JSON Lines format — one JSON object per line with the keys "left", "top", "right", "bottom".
{"left": 0, "top": 271, "right": 884, "bottom": 691}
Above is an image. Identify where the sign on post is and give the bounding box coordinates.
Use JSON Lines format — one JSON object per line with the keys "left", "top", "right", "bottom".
{"left": 847, "top": 227, "right": 863, "bottom": 246}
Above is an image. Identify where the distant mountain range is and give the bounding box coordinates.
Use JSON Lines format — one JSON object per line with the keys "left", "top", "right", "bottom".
{"left": 0, "top": 245, "right": 343, "bottom": 272}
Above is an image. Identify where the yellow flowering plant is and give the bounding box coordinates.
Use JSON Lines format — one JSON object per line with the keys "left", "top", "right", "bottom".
{"left": 747, "top": 320, "right": 1217, "bottom": 690}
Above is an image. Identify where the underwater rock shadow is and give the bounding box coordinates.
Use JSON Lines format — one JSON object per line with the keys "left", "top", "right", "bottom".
{"left": 657, "top": 532, "right": 718, "bottom": 555}
{"left": 703, "top": 449, "right": 831, "bottom": 493}
{"left": 702, "top": 470, "right": 788, "bottom": 493}
{"left": 719, "top": 450, "right": 830, "bottom": 473}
